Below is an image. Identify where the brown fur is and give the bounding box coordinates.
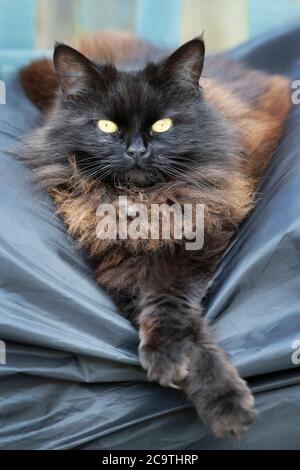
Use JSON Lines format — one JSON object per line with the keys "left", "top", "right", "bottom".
{"left": 20, "top": 32, "right": 291, "bottom": 313}
{"left": 201, "top": 71, "right": 291, "bottom": 180}
{"left": 48, "top": 158, "right": 253, "bottom": 294}
{"left": 21, "top": 33, "right": 291, "bottom": 299}
{"left": 20, "top": 32, "right": 164, "bottom": 112}
{"left": 19, "top": 33, "right": 291, "bottom": 438}
{"left": 21, "top": 33, "right": 290, "bottom": 181}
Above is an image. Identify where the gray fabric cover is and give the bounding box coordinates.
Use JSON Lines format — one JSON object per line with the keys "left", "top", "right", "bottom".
{"left": 1, "top": 25, "right": 300, "bottom": 449}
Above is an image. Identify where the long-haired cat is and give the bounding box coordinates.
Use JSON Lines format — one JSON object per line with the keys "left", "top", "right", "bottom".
{"left": 19, "top": 32, "right": 291, "bottom": 438}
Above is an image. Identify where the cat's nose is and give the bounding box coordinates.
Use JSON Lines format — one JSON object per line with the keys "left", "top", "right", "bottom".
{"left": 126, "top": 149, "right": 149, "bottom": 160}
{"left": 125, "top": 138, "right": 150, "bottom": 165}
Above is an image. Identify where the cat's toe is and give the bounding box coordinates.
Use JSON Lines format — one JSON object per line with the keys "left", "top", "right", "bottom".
{"left": 139, "top": 345, "right": 189, "bottom": 389}
{"left": 212, "top": 402, "right": 256, "bottom": 439}
{"left": 210, "top": 383, "right": 256, "bottom": 439}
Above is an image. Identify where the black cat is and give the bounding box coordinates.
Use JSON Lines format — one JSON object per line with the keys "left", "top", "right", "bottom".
{"left": 20, "top": 32, "right": 291, "bottom": 438}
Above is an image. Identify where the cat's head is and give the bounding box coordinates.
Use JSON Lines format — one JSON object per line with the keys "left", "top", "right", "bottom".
{"left": 45, "top": 37, "right": 233, "bottom": 189}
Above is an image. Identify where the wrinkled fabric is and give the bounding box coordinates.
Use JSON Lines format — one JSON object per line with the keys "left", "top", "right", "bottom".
{"left": 1, "top": 25, "right": 300, "bottom": 450}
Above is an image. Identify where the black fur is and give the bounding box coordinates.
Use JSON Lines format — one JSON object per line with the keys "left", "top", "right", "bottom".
{"left": 42, "top": 39, "right": 237, "bottom": 189}
{"left": 19, "top": 38, "right": 261, "bottom": 439}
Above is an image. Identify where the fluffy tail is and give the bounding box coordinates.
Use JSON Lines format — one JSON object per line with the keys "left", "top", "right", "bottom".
{"left": 20, "top": 31, "right": 164, "bottom": 112}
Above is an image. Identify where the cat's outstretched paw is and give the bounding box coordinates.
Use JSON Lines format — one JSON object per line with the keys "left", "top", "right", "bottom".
{"left": 203, "top": 378, "right": 256, "bottom": 439}
{"left": 139, "top": 343, "right": 190, "bottom": 389}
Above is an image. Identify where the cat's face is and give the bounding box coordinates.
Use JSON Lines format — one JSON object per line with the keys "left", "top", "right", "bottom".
{"left": 49, "top": 38, "right": 231, "bottom": 189}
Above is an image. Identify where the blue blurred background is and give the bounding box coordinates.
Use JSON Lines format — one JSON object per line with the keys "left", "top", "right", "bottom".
{"left": 1, "top": 0, "right": 300, "bottom": 70}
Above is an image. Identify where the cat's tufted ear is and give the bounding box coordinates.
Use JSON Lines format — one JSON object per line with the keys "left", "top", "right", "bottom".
{"left": 53, "top": 43, "right": 98, "bottom": 95}
{"left": 161, "top": 37, "right": 205, "bottom": 86}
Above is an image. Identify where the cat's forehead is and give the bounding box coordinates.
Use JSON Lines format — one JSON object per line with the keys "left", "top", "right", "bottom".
{"left": 100, "top": 70, "right": 184, "bottom": 121}
{"left": 113, "top": 71, "right": 160, "bottom": 104}
{"left": 96, "top": 71, "right": 164, "bottom": 121}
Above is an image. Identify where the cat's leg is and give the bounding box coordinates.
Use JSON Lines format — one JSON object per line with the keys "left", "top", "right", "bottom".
{"left": 184, "top": 328, "right": 256, "bottom": 438}
{"left": 137, "top": 283, "right": 202, "bottom": 389}
{"left": 137, "top": 272, "right": 256, "bottom": 438}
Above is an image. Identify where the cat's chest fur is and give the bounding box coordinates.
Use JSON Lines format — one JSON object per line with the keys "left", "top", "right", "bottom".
{"left": 49, "top": 157, "right": 254, "bottom": 259}
{"left": 20, "top": 36, "right": 291, "bottom": 293}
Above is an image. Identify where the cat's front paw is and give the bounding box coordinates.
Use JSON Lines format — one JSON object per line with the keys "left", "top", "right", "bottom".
{"left": 139, "top": 342, "right": 191, "bottom": 389}
{"left": 205, "top": 378, "right": 256, "bottom": 439}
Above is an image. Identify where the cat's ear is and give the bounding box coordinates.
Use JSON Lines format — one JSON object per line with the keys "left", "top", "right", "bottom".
{"left": 53, "top": 43, "right": 98, "bottom": 95}
{"left": 161, "top": 37, "right": 205, "bottom": 86}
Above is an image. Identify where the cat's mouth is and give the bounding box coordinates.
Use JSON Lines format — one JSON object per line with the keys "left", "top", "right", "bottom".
{"left": 74, "top": 152, "right": 160, "bottom": 189}
{"left": 124, "top": 169, "right": 158, "bottom": 188}
{"left": 113, "top": 168, "right": 163, "bottom": 189}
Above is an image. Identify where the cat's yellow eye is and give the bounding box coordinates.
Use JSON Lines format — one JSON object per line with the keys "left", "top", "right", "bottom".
{"left": 98, "top": 120, "right": 118, "bottom": 134}
{"left": 151, "top": 118, "right": 173, "bottom": 133}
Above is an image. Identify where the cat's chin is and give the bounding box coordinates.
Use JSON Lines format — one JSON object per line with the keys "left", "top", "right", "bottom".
{"left": 130, "top": 179, "right": 157, "bottom": 189}
{"left": 117, "top": 170, "right": 159, "bottom": 189}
